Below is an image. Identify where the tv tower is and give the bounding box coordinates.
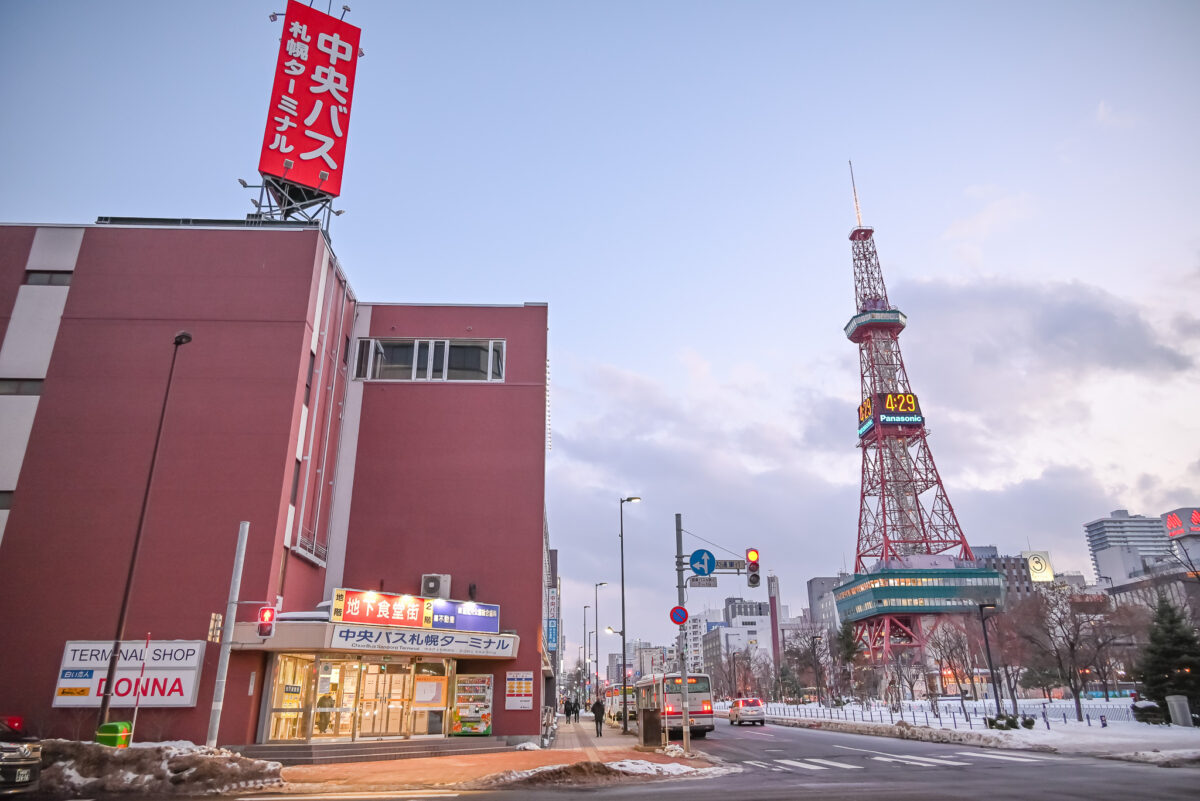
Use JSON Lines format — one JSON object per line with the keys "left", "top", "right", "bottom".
{"left": 835, "top": 165, "right": 1000, "bottom": 665}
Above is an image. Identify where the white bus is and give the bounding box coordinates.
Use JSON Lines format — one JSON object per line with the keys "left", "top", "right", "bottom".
{"left": 634, "top": 672, "right": 715, "bottom": 738}
{"left": 605, "top": 685, "right": 636, "bottom": 722}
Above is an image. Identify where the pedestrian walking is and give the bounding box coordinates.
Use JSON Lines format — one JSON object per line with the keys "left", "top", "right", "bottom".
{"left": 565, "top": 698, "right": 576, "bottom": 722}
{"left": 574, "top": 698, "right": 581, "bottom": 723}
{"left": 591, "top": 697, "right": 605, "bottom": 736}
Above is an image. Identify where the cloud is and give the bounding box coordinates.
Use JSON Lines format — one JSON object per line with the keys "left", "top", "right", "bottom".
{"left": 1095, "top": 100, "right": 1138, "bottom": 128}
{"left": 941, "top": 190, "right": 1034, "bottom": 243}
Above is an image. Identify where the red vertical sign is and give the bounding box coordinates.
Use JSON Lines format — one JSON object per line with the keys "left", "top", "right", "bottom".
{"left": 258, "top": 0, "right": 361, "bottom": 197}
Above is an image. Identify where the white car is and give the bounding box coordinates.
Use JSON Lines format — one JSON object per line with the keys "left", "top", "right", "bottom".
{"left": 728, "top": 697, "right": 766, "bottom": 725}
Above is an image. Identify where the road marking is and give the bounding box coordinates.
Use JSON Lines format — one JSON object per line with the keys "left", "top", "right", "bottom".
{"left": 871, "top": 756, "right": 934, "bottom": 767}
{"left": 805, "top": 758, "right": 863, "bottom": 769}
{"left": 890, "top": 754, "right": 972, "bottom": 766}
{"left": 955, "top": 752, "right": 1042, "bottom": 762}
{"left": 240, "top": 795, "right": 459, "bottom": 800}
{"left": 775, "top": 759, "right": 827, "bottom": 771}
{"left": 744, "top": 760, "right": 787, "bottom": 772}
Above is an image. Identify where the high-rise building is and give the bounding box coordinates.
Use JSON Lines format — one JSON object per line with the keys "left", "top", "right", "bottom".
{"left": 807, "top": 575, "right": 846, "bottom": 632}
{"left": 723, "top": 596, "right": 769, "bottom": 624}
{"left": 1085, "top": 509, "right": 1171, "bottom": 581}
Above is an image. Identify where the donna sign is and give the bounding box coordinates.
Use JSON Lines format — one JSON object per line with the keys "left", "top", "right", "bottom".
{"left": 53, "top": 640, "right": 205, "bottom": 708}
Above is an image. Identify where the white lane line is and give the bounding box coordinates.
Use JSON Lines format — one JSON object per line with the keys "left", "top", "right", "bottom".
{"left": 745, "top": 759, "right": 787, "bottom": 772}
{"left": 892, "top": 754, "right": 972, "bottom": 766}
{"left": 776, "top": 759, "right": 827, "bottom": 771}
{"left": 805, "top": 758, "right": 863, "bottom": 770}
{"left": 871, "top": 756, "right": 934, "bottom": 767}
{"left": 955, "top": 751, "right": 1042, "bottom": 762}
{"left": 240, "top": 795, "right": 459, "bottom": 800}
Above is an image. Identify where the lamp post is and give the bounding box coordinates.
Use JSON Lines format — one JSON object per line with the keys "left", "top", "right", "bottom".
{"left": 618, "top": 496, "right": 640, "bottom": 733}
{"left": 97, "top": 331, "right": 192, "bottom": 729}
{"left": 978, "top": 603, "right": 1003, "bottom": 717}
{"left": 593, "top": 582, "right": 607, "bottom": 701}
{"left": 583, "top": 605, "right": 590, "bottom": 702}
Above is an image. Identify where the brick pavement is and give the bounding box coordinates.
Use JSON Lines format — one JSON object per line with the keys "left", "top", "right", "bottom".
{"left": 280, "top": 715, "right": 708, "bottom": 791}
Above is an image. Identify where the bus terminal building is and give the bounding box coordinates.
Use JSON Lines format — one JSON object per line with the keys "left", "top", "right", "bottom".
{"left": 0, "top": 220, "right": 556, "bottom": 750}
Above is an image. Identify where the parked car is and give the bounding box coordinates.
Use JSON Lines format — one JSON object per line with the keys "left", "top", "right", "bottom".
{"left": 0, "top": 716, "right": 40, "bottom": 795}
{"left": 728, "top": 697, "right": 766, "bottom": 726}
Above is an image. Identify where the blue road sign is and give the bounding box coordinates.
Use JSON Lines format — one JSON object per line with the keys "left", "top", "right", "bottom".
{"left": 689, "top": 549, "right": 715, "bottom": 576}
{"left": 670, "top": 606, "right": 689, "bottom": 625}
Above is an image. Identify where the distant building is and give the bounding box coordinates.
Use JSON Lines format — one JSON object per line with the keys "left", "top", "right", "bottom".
{"left": 683, "top": 609, "right": 720, "bottom": 674}
{"left": 723, "top": 596, "right": 769, "bottom": 624}
{"left": 1086, "top": 509, "right": 1171, "bottom": 582}
{"left": 972, "top": 546, "right": 1037, "bottom": 605}
{"left": 807, "top": 575, "right": 847, "bottom": 632}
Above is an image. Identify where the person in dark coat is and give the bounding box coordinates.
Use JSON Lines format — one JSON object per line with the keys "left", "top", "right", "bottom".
{"left": 564, "top": 698, "right": 575, "bottom": 722}
{"left": 591, "top": 697, "right": 605, "bottom": 736}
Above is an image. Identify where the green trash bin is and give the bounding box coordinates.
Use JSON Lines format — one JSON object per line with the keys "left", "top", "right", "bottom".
{"left": 96, "top": 721, "right": 132, "bottom": 748}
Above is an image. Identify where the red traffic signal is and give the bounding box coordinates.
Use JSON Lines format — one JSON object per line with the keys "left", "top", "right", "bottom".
{"left": 257, "top": 606, "right": 277, "bottom": 638}
{"left": 746, "top": 548, "right": 761, "bottom": 588}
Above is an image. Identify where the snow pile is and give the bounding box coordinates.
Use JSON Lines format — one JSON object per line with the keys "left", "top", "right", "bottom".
{"left": 39, "top": 739, "right": 283, "bottom": 795}
{"left": 515, "top": 741, "right": 541, "bottom": 751}
{"left": 606, "top": 759, "right": 725, "bottom": 777}
{"left": 661, "top": 743, "right": 687, "bottom": 757}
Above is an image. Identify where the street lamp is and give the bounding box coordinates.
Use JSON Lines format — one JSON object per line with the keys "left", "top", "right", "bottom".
{"left": 594, "top": 582, "right": 607, "bottom": 701}
{"left": 583, "top": 605, "right": 590, "bottom": 703}
{"left": 98, "top": 331, "right": 192, "bottom": 729}
{"left": 978, "top": 603, "right": 1003, "bottom": 717}
{"left": 618, "top": 495, "right": 640, "bottom": 733}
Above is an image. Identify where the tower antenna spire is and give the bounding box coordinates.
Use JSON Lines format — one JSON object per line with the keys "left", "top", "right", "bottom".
{"left": 849, "top": 160, "right": 863, "bottom": 227}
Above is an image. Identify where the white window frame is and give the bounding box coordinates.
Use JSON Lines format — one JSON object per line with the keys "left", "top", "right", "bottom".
{"left": 354, "top": 338, "right": 506, "bottom": 383}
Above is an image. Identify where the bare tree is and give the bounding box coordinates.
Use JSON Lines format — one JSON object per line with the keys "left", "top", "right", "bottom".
{"left": 926, "top": 622, "right": 974, "bottom": 716}
{"left": 1012, "top": 583, "right": 1124, "bottom": 721}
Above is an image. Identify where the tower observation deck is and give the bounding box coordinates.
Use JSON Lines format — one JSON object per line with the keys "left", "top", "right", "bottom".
{"left": 835, "top": 221, "right": 1001, "bottom": 664}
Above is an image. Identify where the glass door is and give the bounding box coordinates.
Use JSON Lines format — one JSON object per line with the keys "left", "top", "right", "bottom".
{"left": 357, "top": 662, "right": 412, "bottom": 737}
{"left": 411, "top": 659, "right": 450, "bottom": 736}
{"left": 266, "top": 655, "right": 313, "bottom": 741}
{"left": 312, "top": 659, "right": 359, "bottom": 739}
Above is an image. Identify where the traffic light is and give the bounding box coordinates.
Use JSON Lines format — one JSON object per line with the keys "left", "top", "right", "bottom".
{"left": 257, "top": 606, "right": 277, "bottom": 638}
{"left": 746, "top": 548, "right": 761, "bottom": 588}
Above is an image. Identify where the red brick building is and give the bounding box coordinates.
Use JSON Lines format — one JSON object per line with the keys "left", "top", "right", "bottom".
{"left": 0, "top": 220, "right": 551, "bottom": 749}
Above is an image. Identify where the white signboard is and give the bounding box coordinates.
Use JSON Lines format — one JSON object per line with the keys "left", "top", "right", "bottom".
{"left": 330, "top": 624, "right": 520, "bottom": 658}
{"left": 54, "top": 640, "right": 205, "bottom": 707}
{"left": 505, "top": 670, "right": 534, "bottom": 710}
{"left": 1022, "top": 551, "right": 1055, "bottom": 583}
{"left": 688, "top": 576, "right": 718, "bottom": 587}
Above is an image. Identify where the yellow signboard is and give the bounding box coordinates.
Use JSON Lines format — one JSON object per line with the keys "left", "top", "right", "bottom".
{"left": 1022, "top": 551, "right": 1054, "bottom": 582}
{"left": 57, "top": 687, "right": 90, "bottom": 696}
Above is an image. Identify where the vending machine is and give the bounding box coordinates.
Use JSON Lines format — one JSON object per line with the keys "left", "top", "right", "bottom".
{"left": 450, "top": 674, "right": 493, "bottom": 735}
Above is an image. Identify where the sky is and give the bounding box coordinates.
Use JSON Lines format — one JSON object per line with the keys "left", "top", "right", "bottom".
{"left": 2, "top": 1, "right": 1198, "bottom": 655}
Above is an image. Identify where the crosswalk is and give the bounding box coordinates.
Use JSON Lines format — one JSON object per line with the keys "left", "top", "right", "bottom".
{"left": 740, "top": 750, "right": 1060, "bottom": 773}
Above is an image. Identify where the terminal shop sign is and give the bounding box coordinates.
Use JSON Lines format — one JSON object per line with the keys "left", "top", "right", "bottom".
{"left": 332, "top": 588, "right": 500, "bottom": 634}
{"left": 258, "top": 0, "right": 361, "bottom": 196}
{"left": 53, "top": 640, "right": 205, "bottom": 707}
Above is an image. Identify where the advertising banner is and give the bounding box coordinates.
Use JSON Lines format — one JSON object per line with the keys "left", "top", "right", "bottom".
{"left": 546, "top": 619, "right": 558, "bottom": 651}
{"left": 505, "top": 670, "right": 534, "bottom": 710}
{"left": 53, "top": 640, "right": 205, "bottom": 707}
{"left": 332, "top": 588, "right": 500, "bottom": 634}
{"left": 258, "top": 0, "right": 361, "bottom": 196}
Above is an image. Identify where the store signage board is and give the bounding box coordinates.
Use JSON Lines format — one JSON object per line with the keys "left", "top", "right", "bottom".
{"left": 332, "top": 588, "right": 499, "bottom": 634}
{"left": 546, "top": 618, "right": 558, "bottom": 650}
{"left": 53, "top": 640, "right": 205, "bottom": 707}
{"left": 505, "top": 670, "right": 534, "bottom": 710}
{"left": 258, "top": 0, "right": 361, "bottom": 196}
{"left": 330, "top": 624, "right": 518, "bottom": 659}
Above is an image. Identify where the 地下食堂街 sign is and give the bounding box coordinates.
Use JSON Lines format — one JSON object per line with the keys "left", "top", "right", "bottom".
{"left": 258, "top": 0, "right": 361, "bottom": 197}
{"left": 332, "top": 588, "right": 500, "bottom": 634}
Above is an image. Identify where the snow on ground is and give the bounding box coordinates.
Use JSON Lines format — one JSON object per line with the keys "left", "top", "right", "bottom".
{"left": 605, "top": 759, "right": 728, "bottom": 777}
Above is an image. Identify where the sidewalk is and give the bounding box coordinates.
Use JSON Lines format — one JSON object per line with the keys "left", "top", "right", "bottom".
{"left": 279, "top": 715, "right": 713, "bottom": 792}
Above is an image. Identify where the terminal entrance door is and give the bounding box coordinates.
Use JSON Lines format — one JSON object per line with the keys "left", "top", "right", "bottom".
{"left": 356, "top": 662, "right": 412, "bottom": 737}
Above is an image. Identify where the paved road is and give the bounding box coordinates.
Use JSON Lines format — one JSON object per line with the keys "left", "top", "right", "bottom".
{"left": 451, "top": 719, "right": 1198, "bottom": 800}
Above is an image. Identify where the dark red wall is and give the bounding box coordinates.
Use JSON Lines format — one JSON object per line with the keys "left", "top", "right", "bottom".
{"left": 0, "top": 226, "right": 37, "bottom": 343}
{"left": 0, "top": 225, "right": 328, "bottom": 742}
{"left": 344, "top": 303, "right": 549, "bottom": 735}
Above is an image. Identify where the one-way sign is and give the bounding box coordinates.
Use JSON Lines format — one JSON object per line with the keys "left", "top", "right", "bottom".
{"left": 715, "top": 559, "right": 746, "bottom": 570}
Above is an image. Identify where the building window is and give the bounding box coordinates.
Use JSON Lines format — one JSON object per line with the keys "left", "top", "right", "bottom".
{"left": 304, "top": 354, "right": 315, "bottom": 407}
{"left": 24, "top": 271, "right": 72, "bottom": 286}
{"left": 354, "top": 338, "right": 506, "bottom": 383}
{"left": 0, "top": 379, "right": 43, "bottom": 395}
{"left": 0, "top": 491, "right": 12, "bottom": 510}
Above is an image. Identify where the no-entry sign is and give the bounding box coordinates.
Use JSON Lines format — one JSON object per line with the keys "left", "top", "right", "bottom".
{"left": 669, "top": 606, "right": 688, "bottom": 625}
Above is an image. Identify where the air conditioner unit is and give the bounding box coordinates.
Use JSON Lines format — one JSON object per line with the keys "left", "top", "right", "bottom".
{"left": 421, "top": 573, "right": 451, "bottom": 599}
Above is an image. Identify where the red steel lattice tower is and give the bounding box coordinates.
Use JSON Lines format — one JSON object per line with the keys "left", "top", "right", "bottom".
{"left": 844, "top": 171, "right": 974, "bottom": 662}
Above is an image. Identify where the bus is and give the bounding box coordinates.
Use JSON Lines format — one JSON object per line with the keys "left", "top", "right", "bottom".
{"left": 634, "top": 672, "right": 715, "bottom": 738}
{"left": 605, "top": 685, "right": 636, "bottom": 722}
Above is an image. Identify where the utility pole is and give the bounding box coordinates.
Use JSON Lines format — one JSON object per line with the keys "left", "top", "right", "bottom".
{"left": 674, "top": 513, "right": 691, "bottom": 754}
